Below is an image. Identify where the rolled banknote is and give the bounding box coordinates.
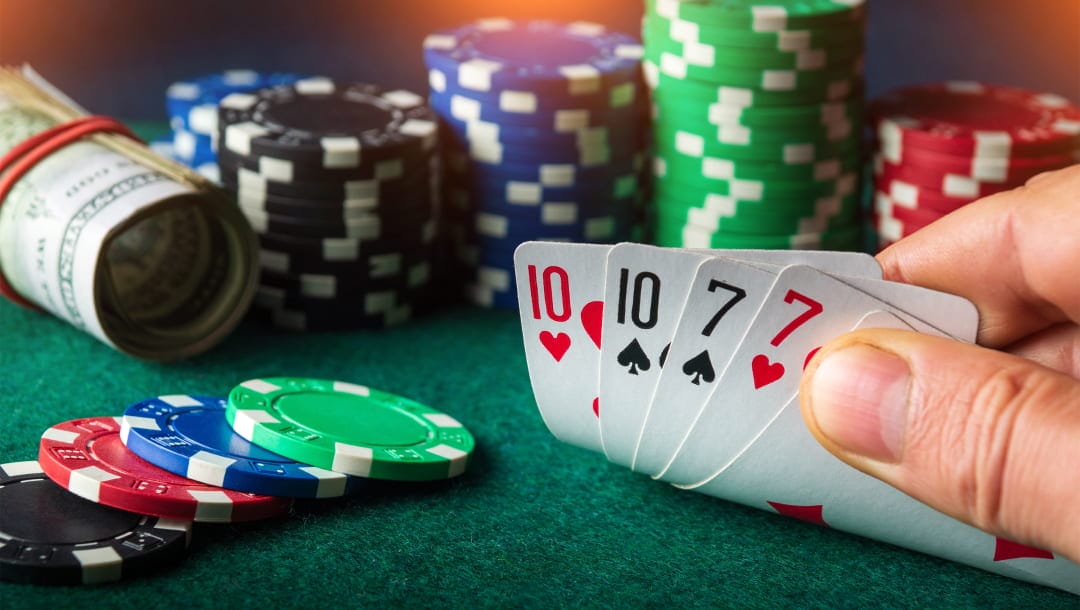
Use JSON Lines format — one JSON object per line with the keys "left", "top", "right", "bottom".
{"left": 0, "top": 67, "right": 258, "bottom": 360}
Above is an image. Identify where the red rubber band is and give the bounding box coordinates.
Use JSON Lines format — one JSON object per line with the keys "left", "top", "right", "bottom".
{"left": 0, "top": 116, "right": 141, "bottom": 309}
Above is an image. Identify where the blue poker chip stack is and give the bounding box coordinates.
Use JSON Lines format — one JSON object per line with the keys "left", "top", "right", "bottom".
{"left": 163, "top": 70, "right": 304, "bottom": 178}
{"left": 424, "top": 19, "right": 648, "bottom": 309}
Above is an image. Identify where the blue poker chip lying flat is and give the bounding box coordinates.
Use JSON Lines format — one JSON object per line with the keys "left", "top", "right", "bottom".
{"left": 423, "top": 19, "right": 643, "bottom": 97}
{"left": 120, "top": 395, "right": 366, "bottom": 498}
{"left": 428, "top": 81, "right": 643, "bottom": 127}
{"left": 170, "top": 128, "right": 216, "bottom": 166}
{"left": 442, "top": 146, "right": 646, "bottom": 186}
{"left": 166, "top": 70, "right": 305, "bottom": 135}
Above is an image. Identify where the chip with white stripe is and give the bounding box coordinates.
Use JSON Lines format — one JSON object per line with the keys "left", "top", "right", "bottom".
{"left": 0, "top": 460, "right": 192, "bottom": 585}
{"left": 225, "top": 377, "right": 475, "bottom": 481}
{"left": 120, "top": 395, "right": 366, "bottom": 499}
{"left": 37, "top": 417, "right": 292, "bottom": 522}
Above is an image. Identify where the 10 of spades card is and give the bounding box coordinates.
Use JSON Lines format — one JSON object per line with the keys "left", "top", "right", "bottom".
{"left": 513, "top": 241, "right": 1080, "bottom": 595}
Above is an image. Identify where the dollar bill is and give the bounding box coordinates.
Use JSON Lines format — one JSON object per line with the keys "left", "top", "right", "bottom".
{"left": 0, "top": 69, "right": 258, "bottom": 360}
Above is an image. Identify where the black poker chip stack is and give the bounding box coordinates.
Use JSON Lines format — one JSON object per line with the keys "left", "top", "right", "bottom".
{"left": 215, "top": 77, "right": 441, "bottom": 331}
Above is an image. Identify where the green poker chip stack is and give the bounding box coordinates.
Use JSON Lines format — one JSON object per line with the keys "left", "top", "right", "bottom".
{"left": 643, "top": 0, "right": 867, "bottom": 250}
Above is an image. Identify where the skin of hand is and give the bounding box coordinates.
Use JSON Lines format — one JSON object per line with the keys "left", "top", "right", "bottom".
{"left": 799, "top": 164, "right": 1080, "bottom": 563}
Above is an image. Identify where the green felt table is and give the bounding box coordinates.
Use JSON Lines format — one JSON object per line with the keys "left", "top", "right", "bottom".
{"left": 0, "top": 121, "right": 1076, "bottom": 607}
{"left": 0, "top": 302, "right": 1076, "bottom": 608}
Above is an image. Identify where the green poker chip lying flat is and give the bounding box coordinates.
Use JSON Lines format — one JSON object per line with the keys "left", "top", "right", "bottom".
{"left": 226, "top": 377, "right": 475, "bottom": 481}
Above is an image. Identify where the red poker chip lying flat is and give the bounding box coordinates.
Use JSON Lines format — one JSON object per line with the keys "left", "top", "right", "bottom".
{"left": 874, "top": 191, "right": 946, "bottom": 226}
{"left": 872, "top": 155, "right": 1020, "bottom": 199}
{"left": 874, "top": 139, "right": 1077, "bottom": 184}
{"left": 876, "top": 176, "right": 977, "bottom": 215}
{"left": 870, "top": 81, "right": 1080, "bottom": 158}
{"left": 873, "top": 210, "right": 931, "bottom": 244}
{"left": 872, "top": 190, "right": 948, "bottom": 246}
{"left": 38, "top": 417, "right": 293, "bottom": 523}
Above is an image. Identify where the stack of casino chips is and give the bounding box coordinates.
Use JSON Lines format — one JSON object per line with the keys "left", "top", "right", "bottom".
{"left": 214, "top": 77, "right": 440, "bottom": 331}
{"left": 869, "top": 81, "right": 1080, "bottom": 249}
{"left": 3, "top": 378, "right": 474, "bottom": 585}
{"left": 423, "top": 18, "right": 647, "bottom": 309}
{"left": 643, "top": 0, "right": 866, "bottom": 250}
{"left": 163, "top": 70, "right": 303, "bottom": 180}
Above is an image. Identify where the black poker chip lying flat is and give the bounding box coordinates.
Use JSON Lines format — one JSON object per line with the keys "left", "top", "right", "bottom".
{"left": 220, "top": 164, "right": 437, "bottom": 201}
{"left": 254, "top": 223, "right": 439, "bottom": 263}
{"left": 216, "top": 146, "right": 432, "bottom": 184}
{"left": 250, "top": 280, "right": 435, "bottom": 331}
{"left": 242, "top": 205, "right": 437, "bottom": 240}
{"left": 236, "top": 187, "right": 437, "bottom": 222}
{"left": 217, "top": 79, "right": 438, "bottom": 167}
{"left": 257, "top": 261, "right": 432, "bottom": 299}
{"left": 259, "top": 242, "right": 435, "bottom": 276}
{"left": 0, "top": 461, "right": 191, "bottom": 585}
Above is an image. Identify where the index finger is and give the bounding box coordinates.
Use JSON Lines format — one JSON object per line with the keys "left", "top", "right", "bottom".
{"left": 877, "top": 164, "right": 1080, "bottom": 348}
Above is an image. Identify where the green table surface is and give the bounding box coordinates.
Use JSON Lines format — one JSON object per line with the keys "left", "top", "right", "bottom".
{"left": 0, "top": 121, "right": 1075, "bottom": 606}
{"left": 0, "top": 302, "right": 1076, "bottom": 608}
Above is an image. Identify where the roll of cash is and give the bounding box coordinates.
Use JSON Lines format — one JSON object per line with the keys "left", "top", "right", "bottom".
{"left": 0, "top": 67, "right": 258, "bottom": 361}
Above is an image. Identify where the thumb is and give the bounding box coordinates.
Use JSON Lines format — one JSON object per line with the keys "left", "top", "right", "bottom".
{"left": 799, "top": 328, "right": 1080, "bottom": 563}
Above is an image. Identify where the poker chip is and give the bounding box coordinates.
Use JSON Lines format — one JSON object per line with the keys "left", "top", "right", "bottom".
{"left": 867, "top": 81, "right": 1080, "bottom": 249}
{"left": 38, "top": 417, "right": 294, "bottom": 523}
{"left": 877, "top": 176, "right": 983, "bottom": 215}
{"left": 222, "top": 165, "right": 436, "bottom": 202}
{"left": 646, "top": 0, "right": 866, "bottom": 30}
{"left": 429, "top": 89, "right": 640, "bottom": 128}
{"left": 425, "top": 18, "right": 647, "bottom": 310}
{"left": 870, "top": 82, "right": 1080, "bottom": 158}
{"left": 871, "top": 155, "right": 1019, "bottom": 199}
{"left": 147, "top": 137, "right": 221, "bottom": 183}
{"left": 424, "top": 19, "right": 643, "bottom": 96}
{"left": 259, "top": 242, "right": 433, "bottom": 276}
{"left": 225, "top": 377, "right": 475, "bottom": 481}
{"left": 661, "top": 221, "right": 863, "bottom": 250}
{"left": 658, "top": 190, "right": 861, "bottom": 236}
{"left": 0, "top": 460, "right": 191, "bottom": 585}
{"left": 238, "top": 190, "right": 437, "bottom": 223}
{"left": 872, "top": 191, "right": 938, "bottom": 243}
{"left": 644, "top": 0, "right": 866, "bottom": 249}
{"left": 647, "top": 48, "right": 865, "bottom": 91}
{"left": 216, "top": 147, "right": 431, "bottom": 184}
{"left": 453, "top": 205, "right": 646, "bottom": 246}
{"left": 215, "top": 78, "right": 442, "bottom": 330}
{"left": 218, "top": 79, "right": 437, "bottom": 166}
{"left": 120, "top": 395, "right": 366, "bottom": 498}
{"left": 241, "top": 206, "right": 433, "bottom": 240}
{"left": 255, "top": 226, "right": 438, "bottom": 264}
{"left": 644, "top": 60, "right": 863, "bottom": 107}
{"left": 259, "top": 263, "right": 431, "bottom": 298}
{"left": 443, "top": 148, "right": 645, "bottom": 187}
{"left": 164, "top": 70, "right": 304, "bottom": 169}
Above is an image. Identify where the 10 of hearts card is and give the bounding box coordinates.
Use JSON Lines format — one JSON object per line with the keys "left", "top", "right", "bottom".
{"left": 514, "top": 241, "right": 1080, "bottom": 595}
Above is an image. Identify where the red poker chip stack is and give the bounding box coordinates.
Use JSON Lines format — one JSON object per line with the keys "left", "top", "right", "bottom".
{"left": 868, "top": 81, "right": 1080, "bottom": 249}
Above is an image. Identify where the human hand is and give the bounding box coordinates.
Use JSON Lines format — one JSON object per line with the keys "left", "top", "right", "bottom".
{"left": 800, "top": 164, "right": 1080, "bottom": 562}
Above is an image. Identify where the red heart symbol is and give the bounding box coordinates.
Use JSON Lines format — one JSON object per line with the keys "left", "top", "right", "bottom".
{"left": 751, "top": 354, "right": 785, "bottom": 389}
{"left": 580, "top": 300, "right": 603, "bottom": 349}
{"left": 539, "top": 331, "right": 571, "bottom": 362}
{"left": 592, "top": 397, "right": 600, "bottom": 418}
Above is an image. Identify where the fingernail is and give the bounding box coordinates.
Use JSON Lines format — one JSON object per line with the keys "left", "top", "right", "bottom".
{"left": 808, "top": 344, "right": 911, "bottom": 463}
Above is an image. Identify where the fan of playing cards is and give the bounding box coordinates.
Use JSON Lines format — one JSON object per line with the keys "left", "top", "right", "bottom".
{"left": 514, "top": 242, "right": 1080, "bottom": 595}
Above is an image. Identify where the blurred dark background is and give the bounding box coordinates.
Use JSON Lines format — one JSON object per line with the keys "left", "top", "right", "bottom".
{"left": 1, "top": 0, "right": 1077, "bottom": 120}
